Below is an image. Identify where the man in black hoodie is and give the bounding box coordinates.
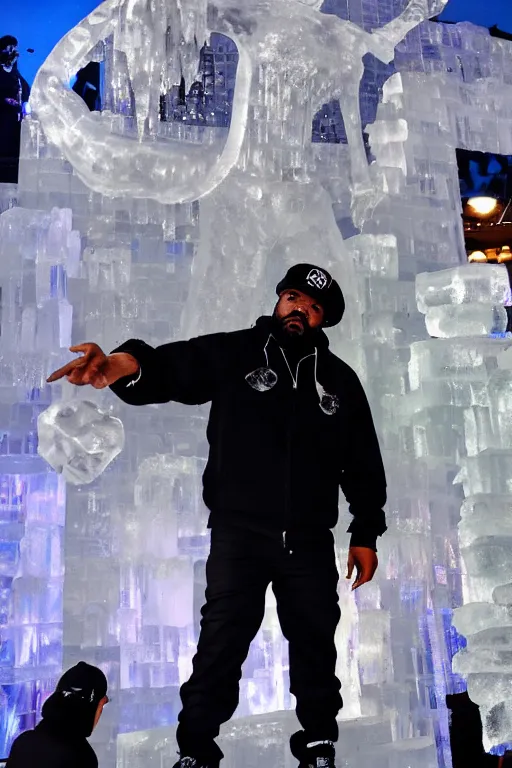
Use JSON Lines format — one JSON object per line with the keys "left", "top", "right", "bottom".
{"left": 47, "top": 264, "right": 387, "bottom": 768}
{"left": 7, "top": 661, "right": 108, "bottom": 768}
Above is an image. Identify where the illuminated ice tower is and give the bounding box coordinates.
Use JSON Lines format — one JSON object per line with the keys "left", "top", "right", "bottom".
{"left": 4, "top": 0, "right": 512, "bottom": 766}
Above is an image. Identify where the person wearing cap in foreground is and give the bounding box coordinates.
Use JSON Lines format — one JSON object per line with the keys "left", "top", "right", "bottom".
{"left": 7, "top": 661, "right": 108, "bottom": 767}
{"left": 47, "top": 264, "right": 387, "bottom": 768}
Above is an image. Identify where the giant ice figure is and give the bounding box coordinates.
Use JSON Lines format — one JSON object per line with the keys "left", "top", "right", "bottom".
{"left": 13, "top": 0, "right": 511, "bottom": 765}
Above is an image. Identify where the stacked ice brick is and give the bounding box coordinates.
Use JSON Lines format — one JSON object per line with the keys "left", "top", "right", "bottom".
{"left": 358, "top": 18, "right": 512, "bottom": 757}
{"left": 443, "top": 270, "right": 512, "bottom": 749}
{"left": 384, "top": 261, "right": 512, "bottom": 754}
{"left": 0, "top": 207, "right": 79, "bottom": 756}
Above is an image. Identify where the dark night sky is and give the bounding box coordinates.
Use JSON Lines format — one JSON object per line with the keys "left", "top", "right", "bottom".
{"left": 3, "top": 0, "right": 512, "bottom": 85}
{"left": 439, "top": 0, "right": 512, "bottom": 32}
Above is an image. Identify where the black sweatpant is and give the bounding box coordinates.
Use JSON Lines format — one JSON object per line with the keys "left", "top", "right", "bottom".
{"left": 177, "top": 525, "right": 343, "bottom": 763}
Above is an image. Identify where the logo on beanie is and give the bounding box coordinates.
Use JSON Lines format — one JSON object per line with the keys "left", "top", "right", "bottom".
{"left": 306, "top": 268, "right": 328, "bottom": 291}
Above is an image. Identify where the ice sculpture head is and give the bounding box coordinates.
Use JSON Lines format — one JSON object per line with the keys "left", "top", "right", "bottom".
{"left": 42, "top": 661, "right": 109, "bottom": 737}
{"left": 275, "top": 264, "right": 345, "bottom": 329}
{"left": 31, "top": 0, "right": 448, "bottom": 204}
{"left": 37, "top": 400, "right": 125, "bottom": 485}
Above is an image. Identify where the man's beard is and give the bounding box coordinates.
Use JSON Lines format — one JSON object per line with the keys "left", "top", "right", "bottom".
{"left": 271, "top": 312, "right": 319, "bottom": 351}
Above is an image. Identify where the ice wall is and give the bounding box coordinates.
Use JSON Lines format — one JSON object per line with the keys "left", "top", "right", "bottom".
{"left": 1, "top": 3, "right": 512, "bottom": 767}
{"left": 0, "top": 207, "right": 75, "bottom": 756}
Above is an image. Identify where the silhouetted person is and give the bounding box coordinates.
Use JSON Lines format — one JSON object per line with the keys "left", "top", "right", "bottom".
{"left": 7, "top": 662, "right": 108, "bottom": 768}
{"left": 447, "top": 692, "right": 512, "bottom": 768}
{"left": 72, "top": 62, "right": 101, "bottom": 112}
{"left": 0, "top": 36, "right": 30, "bottom": 184}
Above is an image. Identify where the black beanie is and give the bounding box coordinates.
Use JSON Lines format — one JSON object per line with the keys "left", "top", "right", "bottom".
{"left": 41, "top": 662, "right": 108, "bottom": 738}
{"left": 276, "top": 264, "right": 345, "bottom": 327}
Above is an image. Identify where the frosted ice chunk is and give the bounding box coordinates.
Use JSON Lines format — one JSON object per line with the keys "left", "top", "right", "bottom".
{"left": 454, "top": 648, "right": 512, "bottom": 675}
{"left": 455, "top": 450, "right": 512, "bottom": 497}
{"left": 425, "top": 304, "right": 507, "bottom": 338}
{"left": 408, "top": 338, "right": 510, "bottom": 390}
{"left": 345, "top": 234, "right": 399, "bottom": 278}
{"left": 497, "top": 347, "right": 512, "bottom": 370}
{"left": 467, "top": 674, "right": 512, "bottom": 710}
{"left": 493, "top": 583, "right": 512, "bottom": 605}
{"left": 37, "top": 400, "right": 124, "bottom": 484}
{"left": 463, "top": 405, "right": 495, "bottom": 457}
{"left": 452, "top": 603, "right": 512, "bottom": 637}
{"left": 416, "top": 264, "right": 510, "bottom": 313}
{"left": 459, "top": 537, "right": 512, "bottom": 582}
{"left": 384, "top": 382, "right": 489, "bottom": 426}
{"left": 83, "top": 246, "right": 132, "bottom": 292}
{"left": 489, "top": 370, "right": 512, "bottom": 448}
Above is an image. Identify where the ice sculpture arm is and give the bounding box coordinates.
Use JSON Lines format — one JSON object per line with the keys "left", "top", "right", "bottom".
{"left": 339, "top": 368, "right": 387, "bottom": 551}
{"left": 367, "top": 0, "right": 449, "bottom": 64}
{"left": 109, "top": 335, "right": 225, "bottom": 405}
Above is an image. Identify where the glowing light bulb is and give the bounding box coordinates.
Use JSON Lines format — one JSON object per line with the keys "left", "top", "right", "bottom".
{"left": 467, "top": 197, "right": 498, "bottom": 216}
{"left": 468, "top": 251, "right": 487, "bottom": 262}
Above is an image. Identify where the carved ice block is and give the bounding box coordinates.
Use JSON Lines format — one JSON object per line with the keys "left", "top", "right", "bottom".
{"left": 37, "top": 400, "right": 125, "bottom": 484}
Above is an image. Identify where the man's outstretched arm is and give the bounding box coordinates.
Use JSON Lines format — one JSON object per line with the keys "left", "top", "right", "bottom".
{"left": 47, "top": 333, "right": 225, "bottom": 406}
{"left": 108, "top": 336, "right": 222, "bottom": 406}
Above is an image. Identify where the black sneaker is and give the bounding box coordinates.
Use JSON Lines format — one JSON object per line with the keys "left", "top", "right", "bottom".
{"left": 172, "top": 758, "right": 219, "bottom": 768}
{"left": 298, "top": 741, "right": 336, "bottom": 768}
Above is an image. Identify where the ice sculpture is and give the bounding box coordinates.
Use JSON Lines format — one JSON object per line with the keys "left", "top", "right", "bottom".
{"left": 451, "top": 343, "right": 512, "bottom": 749}
{"left": 37, "top": 399, "right": 125, "bottom": 485}
{"left": 31, "top": 0, "right": 447, "bottom": 207}
{"left": 417, "top": 265, "right": 509, "bottom": 338}
{"left": 7, "top": 3, "right": 512, "bottom": 767}
{"left": 404, "top": 262, "right": 512, "bottom": 750}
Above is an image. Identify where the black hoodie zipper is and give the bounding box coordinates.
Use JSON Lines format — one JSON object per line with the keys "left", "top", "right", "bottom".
{"left": 281, "top": 349, "right": 314, "bottom": 554}
{"left": 283, "top": 387, "right": 295, "bottom": 553}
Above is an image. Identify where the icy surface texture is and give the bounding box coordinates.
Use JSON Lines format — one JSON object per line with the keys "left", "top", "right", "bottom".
{"left": 5, "top": 0, "right": 512, "bottom": 765}
{"left": 410, "top": 266, "right": 512, "bottom": 750}
{"left": 451, "top": 344, "right": 512, "bottom": 748}
{"left": 0, "top": 184, "right": 18, "bottom": 215}
{"left": 417, "top": 265, "right": 510, "bottom": 337}
{"left": 30, "top": 0, "right": 444, "bottom": 209}
{"left": 0, "top": 205, "right": 77, "bottom": 755}
{"left": 37, "top": 400, "right": 124, "bottom": 485}
{"left": 416, "top": 264, "right": 510, "bottom": 312}
{"left": 117, "top": 710, "right": 435, "bottom": 768}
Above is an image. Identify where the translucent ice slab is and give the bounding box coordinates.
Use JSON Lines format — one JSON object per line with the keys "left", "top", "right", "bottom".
{"left": 37, "top": 400, "right": 124, "bottom": 484}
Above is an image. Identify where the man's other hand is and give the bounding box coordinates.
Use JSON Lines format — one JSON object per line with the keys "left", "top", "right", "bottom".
{"left": 346, "top": 547, "right": 378, "bottom": 590}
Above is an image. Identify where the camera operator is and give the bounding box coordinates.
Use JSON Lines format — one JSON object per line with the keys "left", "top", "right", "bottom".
{"left": 0, "top": 35, "right": 30, "bottom": 184}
